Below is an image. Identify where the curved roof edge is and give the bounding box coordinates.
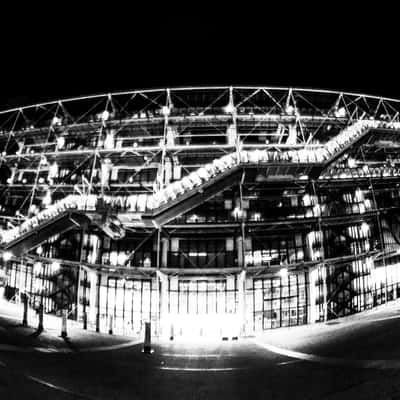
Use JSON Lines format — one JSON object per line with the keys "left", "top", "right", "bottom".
{"left": 1, "top": 86, "right": 400, "bottom": 116}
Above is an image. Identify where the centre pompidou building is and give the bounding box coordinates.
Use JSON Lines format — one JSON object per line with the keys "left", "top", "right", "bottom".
{"left": 0, "top": 86, "right": 399, "bottom": 337}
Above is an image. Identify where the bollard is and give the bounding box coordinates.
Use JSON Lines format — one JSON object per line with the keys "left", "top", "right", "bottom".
{"left": 169, "top": 323, "right": 174, "bottom": 341}
{"left": 143, "top": 322, "right": 151, "bottom": 353}
{"left": 83, "top": 311, "right": 87, "bottom": 330}
{"left": 108, "top": 315, "right": 113, "bottom": 335}
{"left": 61, "top": 310, "right": 68, "bottom": 338}
{"left": 96, "top": 313, "right": 100, "bottom": 332}
{"left": 37, "top": 304, "right": 44, "bottom": 333}
{"left": 22, "top": 294, "right": 28, "bottom": 327}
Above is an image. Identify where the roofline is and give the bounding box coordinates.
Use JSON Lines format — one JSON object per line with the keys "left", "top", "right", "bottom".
{"left": 1, "top": 85, "right": 400, "bottom": 116}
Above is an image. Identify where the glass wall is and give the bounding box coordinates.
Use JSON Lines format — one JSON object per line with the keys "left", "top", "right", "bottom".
{"left": 168, "top": 238, "right": 236, "bottom": 269}
{"left": 98, "top": 277, "right": 158, "bottom": 335}
{"left": 166, "top": 277, "right": 238, "bottom": 337}
{"left": 4, "top": 260, "right": 77, "bottom": 316}
{"left": 251, "top": 272, "right": 308, "bottom": 331}
{"left": 168, "top": 279, "right": 237, "bottom": 315}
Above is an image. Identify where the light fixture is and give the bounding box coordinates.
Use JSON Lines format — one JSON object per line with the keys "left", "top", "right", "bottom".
{"left": 101, "top": 110, "right": 110, "bottom": 121}
{"left": 285, "top": 105, "right": 295, "bottom": 115}
{"left": 51, "top": 116, "right": 62, "bottom": 126}
{"left": 347, "top": 158, "right": 356, "bottom": 168}
{"left": 252, "top": 212, "right": 261, "bottom": 221}
{"left": 36, "top": 246, "right": 43, "bottom": 256}
{"left": 224, "top": 103, "right": 236, "bottom": 114}
{"left": 49, "top": 162, "right": 58, "bottom": 178}
{"left": 279, "top": 267, "right": 288, "bottom": 278}
{"left": 161, "top": 106, "right": 170, "bottom": 117}
{"left": 302, "top": 194, "right": 311, "bottom": 206}
{"left": 33, "top": 262, "right": 42, "bottom": 275}
{"left": 117, "top": 252, "right": 127, "bottom": 266}
{"left": 360, "top": 222, "right": 369, "bottom": 235}
{"left": 42, "top": 191, "right": 52, "bottom": 206}
{"left": 143, "top": 257, "right": 151, "bottom": 267}
{"left": 232, "top": 206, "right": 243, "bottom": 219}
{"left": 56, "top": 136, "right": 65, "bottom": 149}
{"left": 51, "top": 261, "right": 61, "bottom": 273}
{"left": 334, "top": 107, "right": 346, "bottom": 118}
{"left": 2, "top": 251, "right": 12, "bottom": 261}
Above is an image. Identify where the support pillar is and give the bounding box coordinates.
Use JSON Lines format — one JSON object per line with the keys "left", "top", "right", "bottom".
{"left": 37, "top": 303, "right": 44, "bottom": 333}
{"left": 157, "top": 271, "right": 169, "bottom": 337}
{"left": 83, "top": 311, "right": 88, "bottom": 330}
{"left": 169, "top": 275, "right": 178, "bottom": 338}
{"left": 143, "top": 322, "right": 152, "bottom": 354}
{"left": 321, "top": 263, "right": 328, "bottom": 321}
{"left": 161, "top": 238, "right": 169, "bottom": 268}
{"left": 308, "top": 266, "right": 319, "bottom": 324}
{"left": 89, "top": 271, "right": 98, "bottom": 327}
{"left": 237, "top": 270, "right": 247, "bottom": 336}
{"left": 22, "top": 293, "right": 28, "bottom": 327}
{"left": 236, "top": 237, "right": 244, "bottom": 269}
{"left": 95, "top": 273, "right": 101, "bottom": 332}
{"left": 61, "top": 310, "right": 68, "bottom": 338}
{"left": 108, "top": 315, "right": 113, "bottom": 335}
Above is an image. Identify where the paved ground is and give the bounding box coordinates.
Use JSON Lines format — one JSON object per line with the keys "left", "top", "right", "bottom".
{"left": 2, "top": 300, "right": 400, "bottom": 399}
{"left": 0, "top": 299, "right": 141, "bottom": 353}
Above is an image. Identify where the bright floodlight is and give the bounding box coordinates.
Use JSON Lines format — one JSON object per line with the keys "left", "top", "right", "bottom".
{"left": 42, "top": 191, "right": 52, "bottom": 206}
{"left": 279, "top": 267, "right": 288, "bottom": 278}
{"left": 334, "top": 107, "right": 346, "bottom": 118}
{"left": 348, "top": 158, "right": 356, "bottom": 168}
{"left": 285, "top": 105, "right": 295, "bottom": 115}
{"left": 2, "top": 251, "right": 12, "bottom": 261}
{"left": 161, "top": 106, "right": 170, "bottom": 116}
{"left": 51, "top": 116, "right": 62, "bottom": 126}
{"left": 232, "top": 206, "right": 243, "bottom": 219}
{"left": 51, "top": 261, "right": 61, "bottom": 272}
{"left": 56, "top": 136, "right": 65, "bottom": 149}
{"left": 224, "top": 102, "right": 236, "bottom": 114}
{"left": 101, "top": 110, "right": 110, "bottom": 121}
{"left": 361, "top": 222, "right": 370, "bottom": 235}
{"left": 33, "top": 262, "right": 42, "bottom": 275}
{"left": 143, "top": 257, "right": 151, "bottom": 267}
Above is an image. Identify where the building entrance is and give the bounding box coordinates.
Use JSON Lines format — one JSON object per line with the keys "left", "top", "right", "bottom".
{"left": 165, "top": 278, "right": 239, "bottom": 338}
{"left": 165, "top": 313, "right": 239, "bottom": 338}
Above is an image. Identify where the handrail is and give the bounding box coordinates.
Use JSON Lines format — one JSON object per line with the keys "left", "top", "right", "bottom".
{"left": 151, "top": 119, "right": 388, "bottom": 209}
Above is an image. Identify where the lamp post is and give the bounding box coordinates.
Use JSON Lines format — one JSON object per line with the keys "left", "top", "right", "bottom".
{"left": 1, "top": 252, "right": 12, "bottom": 300}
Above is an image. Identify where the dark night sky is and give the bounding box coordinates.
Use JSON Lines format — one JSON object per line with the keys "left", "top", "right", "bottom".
{"left": 0, "top": 3, "right": 397, "bottom": 109}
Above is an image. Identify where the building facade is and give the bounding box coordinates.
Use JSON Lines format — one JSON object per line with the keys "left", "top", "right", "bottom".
{"left": 1, "top": 87, "right": 400, "bottom": 337}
